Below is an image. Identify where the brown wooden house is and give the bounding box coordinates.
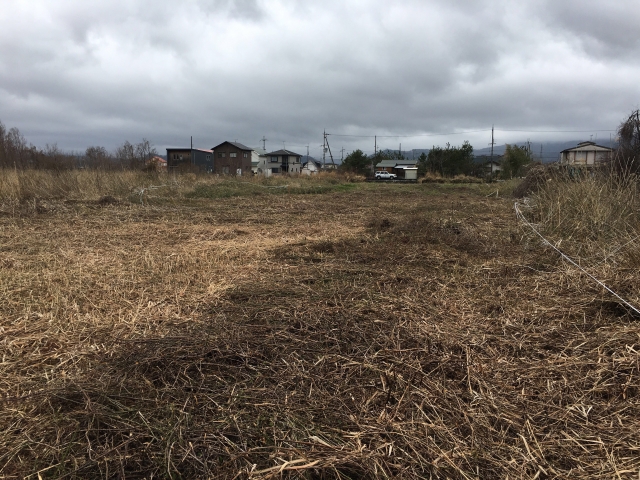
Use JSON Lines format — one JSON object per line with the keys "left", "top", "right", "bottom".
{"left": 211, "top": 141, "right": 253, "bottom": 175}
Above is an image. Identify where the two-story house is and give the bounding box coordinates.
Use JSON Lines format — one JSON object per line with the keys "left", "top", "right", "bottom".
{"left": 211, "top": 141, "right": 253, "bottom": 175}
{"left": 264, "top": 149, "right": 302, "bottom": 175}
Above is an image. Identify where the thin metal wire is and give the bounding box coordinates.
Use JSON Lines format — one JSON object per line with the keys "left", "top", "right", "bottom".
{"left": 515, "top": 202, "right": 640, "bottom": 316}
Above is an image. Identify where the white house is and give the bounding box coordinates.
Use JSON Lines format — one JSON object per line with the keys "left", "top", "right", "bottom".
{"left": 559, "top": 141, "right": 613, "bottom": 166}
{"left": 252, "top": 148, "right": 268, "bottom": 174}
{"left": 263, "top": 149, "right": 302, "bottom": 176}
{"left": 301, "top": 158, "right": 322, "bottom": 175}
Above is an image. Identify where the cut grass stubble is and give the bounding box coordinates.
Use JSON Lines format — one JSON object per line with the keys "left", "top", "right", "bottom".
{"left": 1, "top": 176, "right": 640, "bottom": 478}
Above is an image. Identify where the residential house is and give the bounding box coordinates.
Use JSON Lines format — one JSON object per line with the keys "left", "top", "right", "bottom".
{"left": 473, "top": 155, "right": 503, "bottom": 177}
{"left": 559, "top": 141, "right": 614, "bottom": 166}
{"left": 375, "top": 159, "right": 419, "bottom": 179}
{"left": 146, "top": 155, "right": 167, "bottom": 171}
{"left": 211, "top": 141, "right": 253, "bottom": 175}
{"left": 252, "top": 148, "right": 268, "bottom": 174}
{"left": 264, "top": 149, "right": 302, "bottom": 175}
{"left": 301, "top": 157, "right": 322, "bottom": 175}
{"left": 166, "top": 148, "right": 213, "bottom": 171}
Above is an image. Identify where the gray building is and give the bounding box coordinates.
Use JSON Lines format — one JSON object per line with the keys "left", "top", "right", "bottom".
{"left": 166, "top": 148, "right": 213, "bottom": 171}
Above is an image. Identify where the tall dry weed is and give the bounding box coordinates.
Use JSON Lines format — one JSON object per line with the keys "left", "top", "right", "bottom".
{"left": 528, "top": 167, "right": 640, "bottom": 266}
{"left": 0, "top": 169, "right": 161, "bottom": 203}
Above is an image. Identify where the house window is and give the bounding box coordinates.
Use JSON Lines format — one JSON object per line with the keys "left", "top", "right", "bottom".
{"left": 271, "top": 168, "right": 279, "bottom": 173}
{"left": 206, "top": 155, "right": 211, "bottom": 161}
{"left": 243, "top": 152, "right": 248, "bottom": 158}
{"left": 230, "top": 152, "right": 237, "bottom": 158}
{"left": 270, "top": 156, "right": 278, "bottom": 162}
{"left": 219, "top": 153, "right": 225, "bottom": 158}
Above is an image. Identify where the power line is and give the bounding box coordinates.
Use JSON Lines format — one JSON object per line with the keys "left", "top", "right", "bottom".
{"left": 498, "top": 128, "right": 616, "bottom": 133}
{"left": 327, "top": 127, "right": 617, "bottom": 138}
{"left": 328, "top": 129, "right": 489, "bottom": 138}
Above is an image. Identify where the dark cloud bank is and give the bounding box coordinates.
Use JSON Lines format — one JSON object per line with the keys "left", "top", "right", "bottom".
{"left": 0, "top": 0, "right": 638, "bottom": 158}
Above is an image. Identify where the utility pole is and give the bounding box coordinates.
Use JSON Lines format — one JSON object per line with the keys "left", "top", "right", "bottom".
{"left": 489, "top": 125, "right": 495, "bottom": 163}
{"left": 340, "top": 147, "right": 345, "bottom": 161}
{"left": 261, "top": 136, "right": 267, "bottom": 150}
{"left": 374, "top": 135, "right": 377, "bottom": 155}
{"left": 322, "top": 131, "right": 335, "bottom": 167}
{"left": 322, "top": 130, "right": 326, "bottom": 167}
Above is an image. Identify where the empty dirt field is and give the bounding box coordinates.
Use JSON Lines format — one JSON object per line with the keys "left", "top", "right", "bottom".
{"left": 1, "top": 180, "right": 639, "bottom": 478}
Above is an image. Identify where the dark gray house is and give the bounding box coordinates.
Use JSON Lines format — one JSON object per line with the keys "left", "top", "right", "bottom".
{"left": 166, "top": 148, "right": 213, "bottom": 171}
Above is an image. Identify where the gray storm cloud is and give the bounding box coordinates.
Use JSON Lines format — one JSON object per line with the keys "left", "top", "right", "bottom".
{"left": 0, "top": 0, "right": 638, "bottom": 156}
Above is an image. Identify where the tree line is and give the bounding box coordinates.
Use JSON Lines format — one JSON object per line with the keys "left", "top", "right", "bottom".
{"left": 0, "top": 120, "right": 158, "bottom": 170}
{"left": 340, "top": 140, "right": 533, "bottom": 179}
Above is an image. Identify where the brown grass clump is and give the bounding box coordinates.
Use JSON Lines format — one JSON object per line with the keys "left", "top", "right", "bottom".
{"left": 419, "top": 172, "right": 446, "bottom": 183}
{"left": 420, "top": 173, "right": 482, "bottom": 184}
{"left": 520, "top": 167, "right": 640, "bottom": 319}
{"left": 513, "top": 164, "right": 554, "bottom": 198}
{"left": 449, "top": 174, "right": 483, "bottom": 184}
{"left": 2, "top": 181, "right": 640, "bottom": 478}
{"left": 526, "top": 168, "right": 640, "bottom": 264}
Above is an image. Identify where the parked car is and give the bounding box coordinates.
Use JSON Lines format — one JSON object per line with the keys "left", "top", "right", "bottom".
{"left": 375, "top": 171, "right": 397, "bottom": 180}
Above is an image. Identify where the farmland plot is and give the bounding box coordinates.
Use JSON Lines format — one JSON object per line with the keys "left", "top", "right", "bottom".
{"left": 1, "top": 181, "right": 639, "bottom": 479}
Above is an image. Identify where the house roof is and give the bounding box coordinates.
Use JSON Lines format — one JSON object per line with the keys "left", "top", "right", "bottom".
{"left": 253, "top": 148, "right": 267, "bottom": 156}
{"left": 560, "top": 141, "right": 614, "bottom": 153}
{"left": 375, "top": 160, "right": 418, "bottom": 168}
{"left": 166, "top": 148, "right": 212, "bottom": 153}
{"left": 212, "top": 141, "right": 253, "bottom": 151}
{"left": 266, "top": 149, "right": 302, "bottom": 157}
{"left": 302, "top": 159, "right": 322, "bottom": 169}
{"left": 375, "top": 160, "right": 398, "bottom": 168}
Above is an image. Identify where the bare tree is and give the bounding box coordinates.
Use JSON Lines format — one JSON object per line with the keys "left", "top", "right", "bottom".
{"left": 614, "top": 109, "right": 640, "bottom": 173}
{"left": 135, "top": 138, "right": 157, "bottom": 168}
{"left": 115, "top": 139, "right": 157, "bottom": 169}
{"left": 84, "top": 146, "right": 111, "bottom": 169}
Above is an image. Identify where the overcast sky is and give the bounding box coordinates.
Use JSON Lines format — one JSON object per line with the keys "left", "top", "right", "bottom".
{"left": 1, "top": 0, "right": 639, "bottom": 157}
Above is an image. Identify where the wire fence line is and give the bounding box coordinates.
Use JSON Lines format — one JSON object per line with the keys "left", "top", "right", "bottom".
{"left": 514, "top": 201, "right": 640, "bottom": 316}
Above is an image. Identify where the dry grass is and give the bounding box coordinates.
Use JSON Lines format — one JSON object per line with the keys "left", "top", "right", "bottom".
{"left": 524, "top": 168, "right": 640, "bottom": 286}
{"left": 0, "top": 169, "right": 357, "bottom": 214}
{"left": 1, "top": 176, "right": 640, "bottom": 478}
